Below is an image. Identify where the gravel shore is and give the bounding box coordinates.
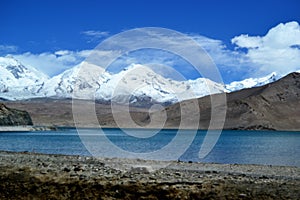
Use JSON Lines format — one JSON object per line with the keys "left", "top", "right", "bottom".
{"left": 0, "top": 126, "right": 57, "bottom": 132}
{"left": 0, "top": 151, "right": 299, "bottom": 199}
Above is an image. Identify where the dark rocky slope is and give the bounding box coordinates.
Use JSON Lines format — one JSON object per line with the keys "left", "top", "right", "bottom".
{"left": 0, "top": 103, "right": 33, "bottom": 126}
{"left": 163, "top": 72, "right": 300, "bottom": 131}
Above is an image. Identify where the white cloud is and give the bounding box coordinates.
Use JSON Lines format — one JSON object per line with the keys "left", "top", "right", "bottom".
{"left": 54, "top": 50, "right": 71, "bottom": 56}
{"left": 190, "top": 34, "right": 249, "bottom": 68}
{"left": 4, "top": 22, "right": 300, "bottom": 82}
{"left": 231, "top": 35, "right": 262, "bottom": 49}
{"left": 13, "top": 50, "right": 91, "bottom": 76}
{"left": 83, "top": 28, "right": 228, "bottom": 82}
{"left": 81, "top": 30, "right": 109, "bottom": 43}
{"left": 82, "top": 30, "right": 109, "bottom": 37}
{"left": 232, "top": 21, "right": 300, "bottom": 76}
{"left": 0, "top": 45, "right": 18, "bottom": 54}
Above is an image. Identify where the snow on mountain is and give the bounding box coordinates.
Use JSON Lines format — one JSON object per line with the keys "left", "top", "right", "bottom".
{"left": 96, "top": 64, "right": 191, "bottom": 103}
{"left": 95, "top": 64, "right": 226, "bottom": 103}
{"left": 36, "top": 62, "right": 226, "bottom": 103}
{"left": 0, "top": 56, "right": 288, "bottom": 104}
{"left": 0, "top": 56, "right": 48, "bottom": 100}
{"left": 42, "top": 62, "right": 110, "bottom": 99}
{"left": 225, "top": 72, "right": 279, "bottom": 92}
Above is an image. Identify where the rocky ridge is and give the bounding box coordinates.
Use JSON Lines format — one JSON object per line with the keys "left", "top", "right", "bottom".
{"left": 0, "top": 103, "right": 33, "bottom": 126}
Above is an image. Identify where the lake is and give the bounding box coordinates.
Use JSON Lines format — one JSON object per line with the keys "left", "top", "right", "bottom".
{"left": 0, "top": 128, "right": 299, "bottom": 167}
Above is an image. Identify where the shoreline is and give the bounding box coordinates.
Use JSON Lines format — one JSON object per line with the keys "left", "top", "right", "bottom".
{"left": 1, "top": 125, "right": 300, "bottom": 132}
{"left": 0, "top": 125, "right": 57, "bottom": 132}
{"left": 0, "top": 151, "right": 299, "bottom": 199}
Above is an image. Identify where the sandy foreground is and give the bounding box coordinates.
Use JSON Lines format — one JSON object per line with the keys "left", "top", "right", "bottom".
{"left": 0, "top": 151, "right": 299, "bottom": 200}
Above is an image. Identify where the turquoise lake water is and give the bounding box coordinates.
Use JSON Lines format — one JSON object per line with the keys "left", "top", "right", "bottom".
{"left": 0, "top": 128, "right": 299, "bottom": 167}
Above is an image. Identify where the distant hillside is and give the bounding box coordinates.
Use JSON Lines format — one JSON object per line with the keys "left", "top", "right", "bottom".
{"left": 0, "top": 103, "right": 33, "bottom": 126}
{"left": 163, "top": 72, "right": 300, "bottom": 131}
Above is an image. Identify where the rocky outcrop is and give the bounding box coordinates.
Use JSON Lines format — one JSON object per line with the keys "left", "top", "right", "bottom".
{"left": 0, "top": 103, "right": 33, "bottom": 126}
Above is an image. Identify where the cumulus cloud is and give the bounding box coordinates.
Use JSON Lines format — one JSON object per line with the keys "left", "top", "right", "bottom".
{"left": 232, "top": 21, "right": 300, "bottom": 76}
{"left": 231, "top": 35, "right": 262, "bottom": 49}
{"left": 81, "top": 30, "right": 110, "bottom": 43}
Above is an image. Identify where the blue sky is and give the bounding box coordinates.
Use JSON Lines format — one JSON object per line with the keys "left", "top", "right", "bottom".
{"left": 0, "top": 0, "right": 299, "bottom": 83}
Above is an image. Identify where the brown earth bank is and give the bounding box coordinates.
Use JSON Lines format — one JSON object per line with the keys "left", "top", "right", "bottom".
{"left": 0, "top": 151, "right": 299, "bottom": 200}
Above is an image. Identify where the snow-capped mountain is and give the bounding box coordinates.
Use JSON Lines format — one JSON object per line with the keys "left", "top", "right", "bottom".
{"left": 94, "top": 64, "right": 226, "bottom": 103}
{"left": 225, "top": 72, "right": 279, "bottom": 92}
{"left": 42, "top": 62, "right": 111, "bottom": 99}
{"left": 38, "top": 63, "right": 226, "bottom": 103}
{"left": 0, "top": 56, "right": 48, "bottom": 100}
{"left": 0, "top": 56, "right": 288, "bottom": 104}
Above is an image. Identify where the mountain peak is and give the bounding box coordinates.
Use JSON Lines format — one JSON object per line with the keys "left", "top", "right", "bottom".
{"left": 0, "top": 56, "right": 22, "bottom": 67}
{"left": 0, "top": 56, "right": 48, "bottom": 100}
{"left": 225, "top": 72, "right": 280, "bottom": 92}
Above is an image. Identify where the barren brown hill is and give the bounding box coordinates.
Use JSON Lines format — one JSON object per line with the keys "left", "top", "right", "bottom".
{"left": 163, "top": 72, "right": 300, "bottom": 131}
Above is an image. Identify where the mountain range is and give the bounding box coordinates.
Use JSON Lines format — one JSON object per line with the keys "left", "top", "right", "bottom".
{"left": 0, "top": 56, "right": 283, "bottom": 104}
{"left": 3, "top": 71, "right": 299, "bottom": 130}
{"left": 1, "top": 56, "right": 299, "bottom": 130}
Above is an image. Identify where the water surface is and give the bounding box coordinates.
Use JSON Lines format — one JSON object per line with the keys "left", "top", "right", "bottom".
{"left": 0, "top": 129, "right": 299, "bottom": 167}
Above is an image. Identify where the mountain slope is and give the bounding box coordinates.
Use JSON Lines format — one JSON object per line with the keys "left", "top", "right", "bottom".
{"left": 0, "top": 103, "right": 33, "bottom": 126}
{"left": 95, "top": 64, "right": 226, "bottom": 104}
{"left": 162, "top": 72, "right": 300, "bottom": 131}
{"left": 225, "top": 72, "right": 279, "bottom": 92}
{"left": 0, "top": 56, "right": 48, "bottom": 100}
{"left": 41, "top": 62, "right": 110, "bottom": 99}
